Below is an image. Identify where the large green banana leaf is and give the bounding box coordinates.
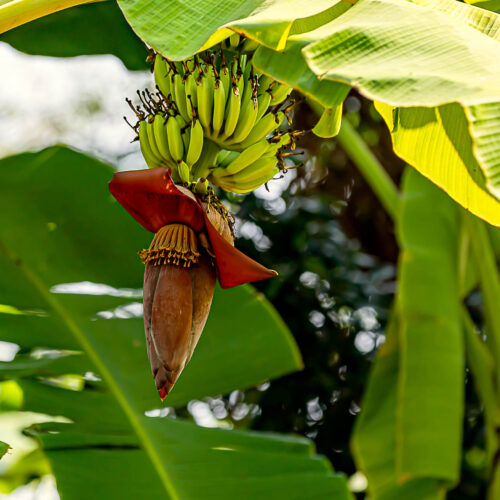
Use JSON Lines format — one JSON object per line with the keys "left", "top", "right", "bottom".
{"left": 116, "top": 0, "right": 343, "bottom": 60}
{"left": 352, "top": 168, "right": 464, "bottom": 499}
{"left": 0, "top": 1, "right": 149, "bottom": 70}
{"left": 0, "top": 147, "right": 351, "bottom": 499}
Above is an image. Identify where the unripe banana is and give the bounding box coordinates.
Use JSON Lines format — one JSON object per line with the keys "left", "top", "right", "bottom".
{"left": 139, "top": 120, "right": 162, "bottom": 168}
{"left": 197, "top": 72, "right": 214, "bottom": 132}
{"left": 239, "top": 111, "right": 284, "bottom": 149}
{"left": 240, "top": 54, "right": 248, "bottom": 74}
{"left": 194, "top": 178, "right": 208, "bottom": 196}
{"left": 215, "top": 149, "right": 235, "bottom": 167}
{"left": 264, "top": 133, "right": 291, "bottom": 157}
{"left": 219, "top": 150, "right": 239, "bottom": 167}
{"left": 184, "top": 73, "right": 197, "bottom": 119}
{"left": 177, "top": 160, "right": 191, "bottom": 184}
{"left": 275, "top": 132, "right": 292, "bottom": 148}
{"left": 235, "top": 67, "right": 245, "bottom": 99}
{"left": 166, "top": 115, "right": 184, "bottom": 162}
{"left": 271, "top": 83, "right": 292, "bottom": 104}
{"left": 220, "top": 139, "right": 270, "bottom": 176}
{"left": 221, "top": 87, "right": 241, "bottom": 139}
{"left": 182, "top": 128, "right": 190, "bottom": 152}
{"left": 242, "top": 38, "right": 259, "bottom": 53}
{"left": 186, "top": 120, "right": 204, "bottom": 166}
{"left": 154, "top": 55, "right": 171, "bottom": 98}
{"left": 153, "top": 113, "right": 174, "bottom": 164}
{"left": 222, "top": 156, "right": 277, "bottom": 184}
{"left": 146, "top": 118, "right": 163, "bottom": 161}
{"left": 173, "top": 73, "right": 190, "bottom": 122}
{"left": 258, "top": 75, "right": 274, "bottom": 95}
{"left": 229, "top": 76, "right": 258, "bottom": 144}
{"left": 217, "top": 167, "right": 279, "bottom": 193}
{"left": 220, "top": 66, "right": 230, "bottom": 106}
{"left": 229, "top": 33, "right": 240, "bottom": 48}
{"left": 209, "top": 166, "right": 231, "bottom": 179}
{"left": 212, "top": 81, "right": 226, "bottom": 135}
{"left": 256, "top": 92, "right": 272, "bottom": 122}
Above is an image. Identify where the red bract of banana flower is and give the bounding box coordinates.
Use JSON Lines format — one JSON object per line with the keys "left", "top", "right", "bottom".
{"left": 109, "top": 168, "right": 277, "bottom": 400}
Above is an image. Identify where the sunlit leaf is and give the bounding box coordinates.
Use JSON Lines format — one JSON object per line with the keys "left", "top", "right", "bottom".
{"left": 117, "top": 0, "right": 342, "bottom": 60}
{"left": 375, "top": 102, "right": 500, "bottom": 226}
{"left": 303, "top": 0, "right": 500, "bottom": 107}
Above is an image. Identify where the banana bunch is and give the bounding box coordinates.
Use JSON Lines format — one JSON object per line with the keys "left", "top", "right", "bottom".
{"left": 153, "top": 51, "right": 292, "bottom": 152}
{"left": 125, "top": 44, "right": 302, "bottom": 194}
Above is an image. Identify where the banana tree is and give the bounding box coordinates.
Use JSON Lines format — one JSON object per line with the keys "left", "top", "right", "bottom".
{"left": 0, "top": 0, "right": 500, "bottom": 499}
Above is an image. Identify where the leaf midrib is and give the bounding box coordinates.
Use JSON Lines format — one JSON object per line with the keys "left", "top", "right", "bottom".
{"left": 1, "top": 239, "right": 179, "bottom": 500}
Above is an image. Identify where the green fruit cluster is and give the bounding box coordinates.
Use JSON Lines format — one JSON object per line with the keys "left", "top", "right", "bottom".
{"left": 126, "top": 43, "right": 302, "bottom": 193}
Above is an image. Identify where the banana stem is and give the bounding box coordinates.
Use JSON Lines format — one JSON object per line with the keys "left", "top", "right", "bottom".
{"left": 191, "top": 140, "right": 219, "bottom": 180}
{"left": 336, "top": 119, "right": 400, "bottom": 221}
{"left": 0, "top": 0, "right": 102, "bottom": 34}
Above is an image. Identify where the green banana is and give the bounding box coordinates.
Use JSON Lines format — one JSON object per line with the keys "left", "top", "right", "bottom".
{"left": 222, "top": 156, "right": 277, "bottom": 184}
{"left": 242, "top": 38, "right": 259, "bottom": 53}
{"left": 220, "top": 65, "right": 230, "bottom": 106}
{"left": 258, "top": 75, "right": 274, "bottom": 95}
{"left": 212, "top": 80, "right": 226, "bottom": 135}
{"left": 217, "top": 167, "right": 279, "bottom": 193}
{"left": 182, "top": 128, "right": 190, "bottom": 152}
{"left": 271, "top": 83, "right": 292, "bottom": 104}
{"left": 184, "top": 72, "right": 197, "bottom": 119}
{"left": 263, "top": 133, "right": 291, "bottom": 158}
{"left": 173, "top": 73, "right": 190, "bottom": 122}
{"left": 154, "top": 55, "right": 171, "bottom": 98}
{"left": 239, "top": 111, "right": 283, "bottom": 149}
{"left": 235, "top": 65, "right": 245, "bottom": 99}
{"left": 216, "top": 149, "right": 230, "bottom": 165}
{"left": 175, "top": 114, "right": 187, "bottom": 129}
{"left": 166, "top": 115, "right": 184, "bottom": 161}
{"left": 240, "top": 54, "right": 248, "bottom": 74}
{"left": 152, "top": 113, "right": 174, "bottom": 164}
{"left": 145, "top": 118, "right": 163, "bottom": 161}
{"left": 177, "top": 160, "right": 191, "bottom": 184}
{"left": 229, "top": 75, "right": 258, "bottom": 144}
{"left": 186, "top": 120, "right": 204, "bottom": 166}
{"left": 219, "top": 150, "right": 239, "bottom": 167}
{"left": 221, "top": 87, "right": 241, "bottom": 139}
{"left": 229, "top": 33, "right": 240, "bottom": 48}
{"left": 194, "top": 178, "right": 209, "bottom": 196}
{"left": 197, "top": 71, "right": 214, "bottom": 132}
{"left": 139, "top": 120, "right": 162, "bottom": 168}
{"left": 219, "top": 139, "right": 270, "bottom": 176}
{"left": 255, "top": 92, "right": 271, "bottom": 122}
